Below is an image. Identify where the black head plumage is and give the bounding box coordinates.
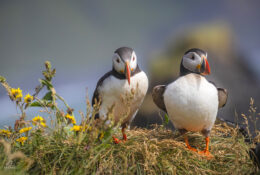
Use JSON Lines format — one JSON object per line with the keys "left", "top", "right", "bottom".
{"left": 114, "top": 47, "right": 134, "bottom": 62}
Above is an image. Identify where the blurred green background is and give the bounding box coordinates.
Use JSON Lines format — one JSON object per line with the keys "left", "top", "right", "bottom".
{"left": 0, "top": 0, "right": 259, "bottom": 128}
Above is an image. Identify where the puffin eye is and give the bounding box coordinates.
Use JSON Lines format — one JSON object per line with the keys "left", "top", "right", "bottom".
{"left": 191, "top": 55, "right": 195, "bottom": 60}
{"left": 132, "top": 56, "right": 135, "bottom": 61}
{"left": 116, "top": 58, "right": 120, "bottom": 63}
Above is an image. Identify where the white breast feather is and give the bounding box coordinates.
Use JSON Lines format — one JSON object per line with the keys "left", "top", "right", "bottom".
{"left": 164, "top": 73, "right": 218, "bottom": 132}
{"left": 98, "top": 71, "right": 148, "bottom": 125}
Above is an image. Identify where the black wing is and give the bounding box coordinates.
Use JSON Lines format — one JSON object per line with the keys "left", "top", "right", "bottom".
{"left": 217, "top": 88, "right": 228, "bottom": 108}
{"left": 92, "top": 71, "right": 113, "bottom": 106}
{"left": 152, "top": 85, "right": 167, "bottom": 113}
{"left": 208, "top": 81, "right": 228, "bottom": 109}
{"left": 92, "top": 71, "right": 114, "bottom": 119}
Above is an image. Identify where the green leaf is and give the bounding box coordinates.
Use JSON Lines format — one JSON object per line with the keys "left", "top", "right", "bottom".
{"left": 47, "top": 101, "right": 55, "bottom": 109}
{"left": 30, "top": 100, "right": 53, "bottom": 108}
{"left": 163, "top": 113, "right": 169, "bottom": 126}
{"left": 42, "top": 91, "right": 52, "bottom": 101}
{"left": 30, "top": 101, "right": 42, "bottom": 107}
{"left": 39, "top": 79, "right": 53, "bottom": 88}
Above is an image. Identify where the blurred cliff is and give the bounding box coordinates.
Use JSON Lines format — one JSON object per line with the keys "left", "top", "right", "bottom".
{"left": 133, "top": 23, "right": 260, "bottom": 129}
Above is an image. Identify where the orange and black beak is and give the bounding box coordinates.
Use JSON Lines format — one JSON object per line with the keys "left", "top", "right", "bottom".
{"left": 125, "top": 62, "right": 131, "bottom": 85}
{"left": 201, "top": 56, "right": 211, "bottom": 75}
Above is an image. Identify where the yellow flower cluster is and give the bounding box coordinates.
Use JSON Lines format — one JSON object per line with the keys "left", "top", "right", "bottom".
{"left": 19, "top": 127, "right": 32, "bottom": 134}
{"left": 16, "top": 137, "right": 28, "bottom": 145}
{"left": 65, "top": 114, "right": 76, "bottom": 124}
{"left": 70, "top": 124, "right": 92, "bottom": 132}
{"left": 24, "top": 93, "right": 33, "bottom": 103}
{"left": 70, "top": 125, "right": 82, "bottom": 131}
{"left": 32, "top": 115, "right": 47, "bottom": 127}
{"left": 32, "top": 115, "right": 45, "bottom": 122}
{"left": 11, "top": 88, "right": 23, "bottom": 99}
{"left": 40, "top": 122, "right": 46, "bottom": 127}
{"left": 0, "top": 129, "right": 11, "bottom": 137}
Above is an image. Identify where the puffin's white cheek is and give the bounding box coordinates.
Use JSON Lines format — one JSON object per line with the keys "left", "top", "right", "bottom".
{"left": 130, "top": 61, "right": 137, "bottom": 71}
{"left": 114, "top": 62, "right": 124, "bottom": 73}
{"left": 183, "top": 58, "right": 195, "bottom": 71}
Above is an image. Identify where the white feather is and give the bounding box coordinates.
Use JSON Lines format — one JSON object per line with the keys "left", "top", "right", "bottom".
{"left": 164, "top": 73, "right": 218, "bottom": 132}
{"left": 98, "top": 71, "right": 148, "bottom": 125}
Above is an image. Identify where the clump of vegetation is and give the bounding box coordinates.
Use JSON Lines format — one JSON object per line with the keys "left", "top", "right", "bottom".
{"left": 0, "top": 61, "right": 258, "bottom": 174}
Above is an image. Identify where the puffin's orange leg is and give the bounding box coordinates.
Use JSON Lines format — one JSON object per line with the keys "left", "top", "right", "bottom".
{"left": 112, "top": 128, "right": 127, "bottom": 144}
{"left": 184, "top": 136, "right": 198, "bottom": 152}
{"left": 122, "top": 128, "right": 127, "bottom": 141}
{"left": 198, "top": 137, "right": 213, "bottom": 158}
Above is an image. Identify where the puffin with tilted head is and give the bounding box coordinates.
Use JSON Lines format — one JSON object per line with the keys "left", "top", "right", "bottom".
{"left": 152, "top": 48, "right": 228, "bottom": 157}
{"left": 92, "top": 47, "right": 148, "bottom": 143}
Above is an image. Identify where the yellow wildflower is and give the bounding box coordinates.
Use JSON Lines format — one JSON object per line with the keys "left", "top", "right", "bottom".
{"left": 70, "top": 125, "right": 82, "bottom": 132}
{"left": 16, "top": 137, "right": 28, "bottom": 145}
{"left": 24, "top": 93, "right": 33, "bottom": 103}
{"left": 65, "top": 114, "right": 76, "bottom": 124}
{"left": 40, "top": 122, "right": 46, "bottom": 127}
{"left": 32, "top": 115, "right": 47, "bottom": 127}
{"left": 19, "top": 127, "right": 32, "bottom": 134}
{"left": 11, "top": 88, "right": 23, "bottom": 99}
{"left": 0, "top": 129, "right": 11, "bottom": 137}
{"left": 32, "top": 115, "right": 45, "bottom": 123}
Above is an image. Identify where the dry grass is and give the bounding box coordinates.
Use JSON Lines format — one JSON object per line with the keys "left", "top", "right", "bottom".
{"left": 1, "top": 122, "right": 257, "bottom": 174}
{"left": 90, "top": 124, "right": 256, "bottom": 174}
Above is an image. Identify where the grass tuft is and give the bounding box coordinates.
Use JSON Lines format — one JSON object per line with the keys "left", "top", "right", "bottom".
{"left": 0, "top": 124, "right": 257, "bottom": 174}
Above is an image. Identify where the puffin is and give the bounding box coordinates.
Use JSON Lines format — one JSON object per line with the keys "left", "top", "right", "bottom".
{"left": 92, "top": 47, "right": 148, "bottom": 143}
{"left": 152, "top": 48, "right": 228, "bottom": 157}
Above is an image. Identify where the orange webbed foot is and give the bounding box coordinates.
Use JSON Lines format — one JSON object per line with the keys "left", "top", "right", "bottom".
{"left": 186, "top": 145, "right": 198, "bottom": 152}
{"left": 198, "top": 136, "right": 214, "bottom": 159}
{"left": 112, "top": 136, "right": 121, "bottom": 144}
{"left": 185, "top": 136, "right": 198, "bottom": 152}
{"left": 112, "top": 128, "right": 128, "bottom": 144}
{"left": 198, "top": 150, "right": 214, "bottom": 159}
